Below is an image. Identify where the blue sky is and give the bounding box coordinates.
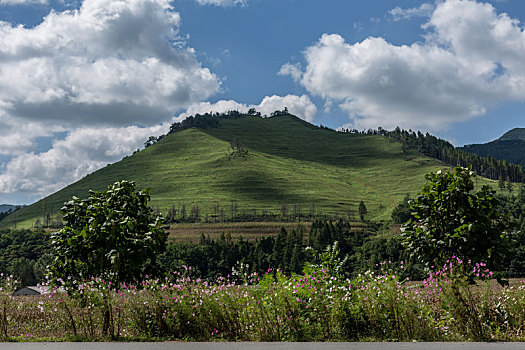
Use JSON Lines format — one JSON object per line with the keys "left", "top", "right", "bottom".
{"left": 0, "top": 0, "right": 524, "bottom": 204}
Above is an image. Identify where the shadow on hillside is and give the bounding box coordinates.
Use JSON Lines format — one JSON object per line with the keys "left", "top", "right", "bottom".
{"left": 218, "top": 169, "right": 318, "bottom": 205}
{"left": 204, "top": 116, "right": 404, "bottom": 169}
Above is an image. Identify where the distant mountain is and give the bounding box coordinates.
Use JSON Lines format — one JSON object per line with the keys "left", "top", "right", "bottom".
{"left": 459, "top": 128, "right": 525, "bottom": 168}
{"left": 498, "top": 128, "right": 525, "bottom": 142}
{"left": 0, "top": 204, "right": 19, "bottom": 213}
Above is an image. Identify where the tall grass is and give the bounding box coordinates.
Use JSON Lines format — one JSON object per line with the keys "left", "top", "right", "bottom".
{"left": 0, "top": 260, "right": 524, "bottom": 341}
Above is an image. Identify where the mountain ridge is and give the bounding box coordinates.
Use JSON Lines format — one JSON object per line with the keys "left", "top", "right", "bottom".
{"left": 498, "top": 128, "right": 525, "bottom": 142}
{"left": 0, "top": 204, "right": 19, "bottom": 213}
{"left": 459, "top": 127, "right": 525, "bottom": 168}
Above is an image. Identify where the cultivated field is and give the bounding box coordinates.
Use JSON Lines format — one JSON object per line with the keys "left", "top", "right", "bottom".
{"left": 166, "top": 221, "right": 369, "bottom": 242}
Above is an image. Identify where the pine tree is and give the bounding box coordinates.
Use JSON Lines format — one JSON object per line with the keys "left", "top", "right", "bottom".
{"left": 358, "top": 201, "right": 368, "bottom": 221}
{"left": 498, "top": 176, "right": 506, "bottom": 192}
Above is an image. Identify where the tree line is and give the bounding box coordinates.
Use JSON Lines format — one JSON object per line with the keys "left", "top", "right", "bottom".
{"left": 163, "top": 201, "right": 363, "bottom": 223}
{"left": 160, "top": 219, "right": 404, "bottom": 280}
{"left": 342, "top": 126, "right": 525, "bottom": 182}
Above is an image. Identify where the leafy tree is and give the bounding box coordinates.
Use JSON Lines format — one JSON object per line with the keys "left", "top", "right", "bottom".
{"left": 358, "top": 201, "right": 367, "bottom": 221}
{"left": 11, "top": 257, "right": 36, "bottom": 286}
{"left": 401, "top": 166, "right": 511, "bottom": 272}
{"left": 144, "top": 135, "right": 158, "bottom": 148}
{"left": 391, "top": 194, "right": 412, "bottom": 224}
{"left": 304, "top": 242, "right": 348, "bottom": 279}
{"left": 50, "top": 180, "right": 167, "bottom": 287}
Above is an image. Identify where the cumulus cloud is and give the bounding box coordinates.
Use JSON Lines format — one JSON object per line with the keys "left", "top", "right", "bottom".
{"left": 179, "top": 94, "right": 317, "bottom": 122}
{"left": 389, "top": 3, "right": 434, "bottom": 21}
{"left": 0, "top": 0, "right": 219, "bottom": 128}
{"left": 194, "top": 0, "right": 247, "bottom": 6}
{"left": 0, "top": 124, "right": 169, "bottom": 197}
{"left": 257, "top": 95, "right": 317, "bottom": 123}
{"left": 278, "top": 63, "right": 302, "bottom": 82}
{"left": 0, "top": 116, "right": 65, "bottom": 156}
{"left": 281, "top": 0, "right": 525, "bottom": 131}
{"left": 0, "top": 0, "right": 223, "bottom": 202}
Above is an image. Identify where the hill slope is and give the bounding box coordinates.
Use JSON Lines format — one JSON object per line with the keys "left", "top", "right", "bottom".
{"left": 499, "top": 128, "right": 525, "bottom": 142}
{"left": 460, "top": 128, "right": 525, "bottom": 168}
{"left": 2, "top": 114, "right": 453, "bottom": 228}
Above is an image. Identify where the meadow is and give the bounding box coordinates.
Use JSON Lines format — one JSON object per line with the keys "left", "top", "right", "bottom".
{"left": 1, "top": 257, "right": 524, "bottom": 342}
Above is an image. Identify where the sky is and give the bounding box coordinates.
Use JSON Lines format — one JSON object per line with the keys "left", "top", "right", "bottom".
{"left": 0, "top": 0, "right": 525, "bottom": 205}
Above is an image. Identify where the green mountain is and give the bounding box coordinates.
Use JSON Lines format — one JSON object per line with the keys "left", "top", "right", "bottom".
{"left": 2, "top": 114, "right": 461, "bottom": 228}
{"left": 498, "top": 128, "right": 525, "bottom": 142}
{"left": 0, "top": 204, "right": 19, "bottom": 213}
{"left": 460, "top": 128, "right": 525, "bottom": 168}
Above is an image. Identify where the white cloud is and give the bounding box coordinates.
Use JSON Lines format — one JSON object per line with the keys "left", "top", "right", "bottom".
{"left": 0, "top": 0, "right": 46, "bottom": 5}
{"left": 257, "top": 95, "right": 317, "bottom": 123}
{"left": 194, "top": 0, "right": 246, "bottom": 6}
{"left": 0, "top": 0, "right": 223, "bottom": 202}
{"left": 0, "top": 124, "right": 169, "bottom": 197}
{"left": 179, "top": 100, "right": 248, "bottom": 118}
{"left": 0, "top": 117, "right": 64, "bottom": 156}
{"left": 179, "top": 94, "right": 317, "bottom": 122}
{"left": 389, "top": 3, "right": 435, "bottom": 21}
{"left": 277, "top": 63, "right": 302, "bottom": 82}
{"left": 0, "top": 0, "right": 219, "bottom": 128}
{"left": 282, "top": 0, "right": 525, "bottom": 131}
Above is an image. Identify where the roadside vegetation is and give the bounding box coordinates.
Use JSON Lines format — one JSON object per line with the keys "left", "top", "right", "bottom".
{"left": 1, "top": 166, "right": 525, "bottom": 341}
{"left": 1, "top": 256, "right": 525, "bottom": 341}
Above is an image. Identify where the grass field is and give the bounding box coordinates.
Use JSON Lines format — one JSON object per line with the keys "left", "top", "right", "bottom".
{"left": 0, "top": 114, "right": 505, "bottom": 229}
{"left": 166, "top": 220, "right": 370, "bottom": 242}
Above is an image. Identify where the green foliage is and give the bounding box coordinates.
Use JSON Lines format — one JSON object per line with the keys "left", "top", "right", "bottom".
{"left": 161, "top": 219, "right": 409, "bottom": 281}
{"left": 460, "top": 139, "right": 525, "bottom": 168}
{"left": 50, "top": 180, "right": 167, "bottom": 287}
{"left": 372, "top": 127, "right": 525, "bottom": 183}
{"left": 304, "top": 241, "right": 348, "bottom": 278}
{"left": 0, "top": 228, "right": 51, "bottom": 286}
{"left": 499, "top": 176, "right": 506, "bottom": 192}
{"left": 2, "top": 260, "right": 525, "bottom": 341}
{"left": 0, "top": 206, "right": 21, "bottom": 222}
{"left": 401, "top": 166, "right": 511, "bottom": 271}
{"left": 391, "top": 194, "right": 412, "bottom": 224}
{"left": 499, "top": 127, "right": 525, "bottom": 142}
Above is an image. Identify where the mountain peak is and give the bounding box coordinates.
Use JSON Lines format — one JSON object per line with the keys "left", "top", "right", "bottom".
{"left": 498, "top": 128, "right": 525, "bottom": 142}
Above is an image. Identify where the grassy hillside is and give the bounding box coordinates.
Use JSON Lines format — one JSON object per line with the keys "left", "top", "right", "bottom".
{"left": 2, "top": 114, "right": 464, "bottom": 228}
